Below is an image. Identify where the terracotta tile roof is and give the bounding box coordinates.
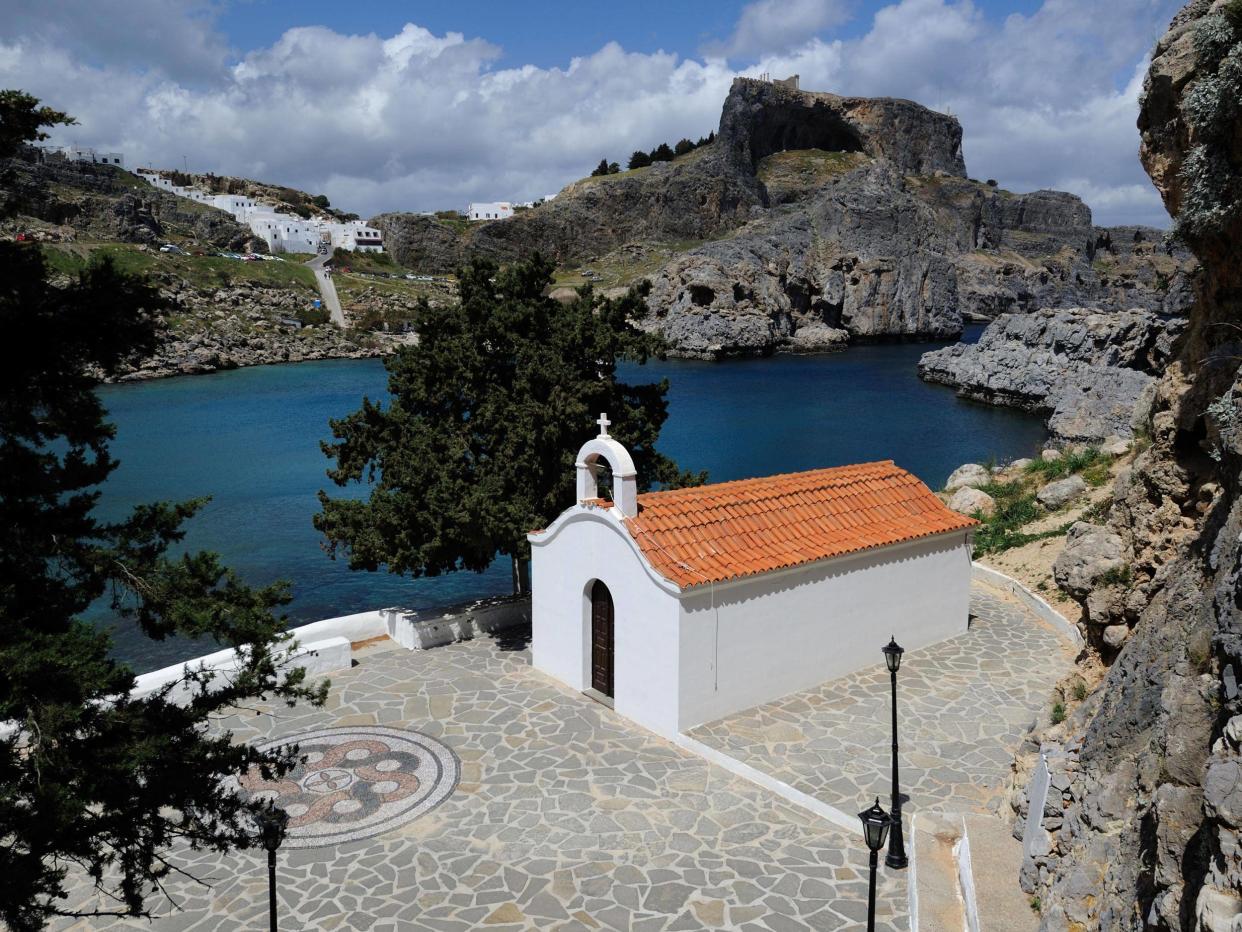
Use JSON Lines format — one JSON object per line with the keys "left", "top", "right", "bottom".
{"left": 624, "top": 460, "right": 977, "bottom": 589}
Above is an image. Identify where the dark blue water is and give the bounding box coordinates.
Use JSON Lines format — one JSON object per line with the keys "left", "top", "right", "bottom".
{"left": 94, "top": 332, "right": 1043, "bottom": 671}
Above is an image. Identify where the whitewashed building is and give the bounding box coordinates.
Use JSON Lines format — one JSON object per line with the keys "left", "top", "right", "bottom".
{"left": 466, "top": 201, "right": 514, "bottom": 221}
{"left": 135, "top": 170, "right": 384, "bottom": 254}
{"left": 528, "top": 417, "right": 976, "bottom": 737}
{"left": 64, "top": 146, "right": 124, "bottom": 167}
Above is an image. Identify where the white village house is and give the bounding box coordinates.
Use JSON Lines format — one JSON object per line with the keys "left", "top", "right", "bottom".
{"left": 529, "top": 416, "right": 977, "bottom": 737}
{"left": 466, "top": 201, "right": 514, "bottom": 221}
{"left": 135, "top": 170, "right": 383, "bottom": 254}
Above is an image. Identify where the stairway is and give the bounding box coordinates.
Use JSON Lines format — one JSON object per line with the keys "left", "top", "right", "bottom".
{"left": 910, "top": 812, "right": 1036, "bottom": 932}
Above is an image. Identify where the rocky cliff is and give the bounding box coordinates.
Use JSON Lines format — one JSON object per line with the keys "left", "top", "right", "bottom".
{"left": 1009, "top": 2, "right": 1242, "bottom": 928}
{"left": 919, "top": 308, "right": 1185, "bottom": 442}
{"left": 1, "top": 150, "right": 262, "bottom": 251}
{"left": 378, "top": 78, "right": 1195, "bottom": 357}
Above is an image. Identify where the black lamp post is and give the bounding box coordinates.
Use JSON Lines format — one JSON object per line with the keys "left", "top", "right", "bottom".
{"left": 256, "top": 803, "right": 288, "bottom": 932}
{"left": 859, "top": 797, "right": 891, "bottom": 932}
{"left": 882, "top": 636, "right": 908, "bottom": 870}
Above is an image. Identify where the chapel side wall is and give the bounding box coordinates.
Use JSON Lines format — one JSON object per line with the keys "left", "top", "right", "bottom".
{"left": 531, "top": 512, "right": 681, "bottom": 736}
{"left": 676, "top": 532, "right": 972, "bottom": 731}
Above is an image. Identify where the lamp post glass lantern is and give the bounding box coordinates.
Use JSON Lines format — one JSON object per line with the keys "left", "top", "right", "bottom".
{"left": 859, "top": 798, "right": 891, "bottom": 932}
{"left": 882, "top": 635, "right": 908, "bottom": 870}
{"left": 256, "top": 804, "right": 288, "bottom": 932}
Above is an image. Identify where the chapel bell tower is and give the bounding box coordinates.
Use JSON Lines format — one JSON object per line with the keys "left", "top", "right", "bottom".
{"left": 574, "top": 413, "right": 638, "bottom": 518}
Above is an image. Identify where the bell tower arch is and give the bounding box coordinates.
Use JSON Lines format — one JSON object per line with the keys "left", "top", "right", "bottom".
{"left": 575, "top": 413, "right": 638, "bottom": 518}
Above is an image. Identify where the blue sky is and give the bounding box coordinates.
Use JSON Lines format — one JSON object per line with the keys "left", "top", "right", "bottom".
{"left": 1, "top": 0, "right": 1183, "bottom": 225}
{"left": 213, "top": 1, "right": 1049, "bottom": 70}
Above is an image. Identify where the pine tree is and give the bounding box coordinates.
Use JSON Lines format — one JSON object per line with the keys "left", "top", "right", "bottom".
{"left": 627, "top": 150, "right": 652, "bottom": 170}
{"left": 315, "top": 255, "right": 703, "bottom": 594}
{"left": 651, "top": 142, "right": 675, "bottom": 162}
{"left": 0, "top": 93, "right": 326, "bottom": 930}
{"left": 590, "top": 158, "right": 611, "bottom": 177}
{"left": 674, "top": 138, "right": 695, "bottom": 156}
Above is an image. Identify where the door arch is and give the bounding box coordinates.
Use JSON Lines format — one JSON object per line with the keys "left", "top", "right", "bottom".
{"left": 590, "top": 580, "right": 614, "bottom": 698}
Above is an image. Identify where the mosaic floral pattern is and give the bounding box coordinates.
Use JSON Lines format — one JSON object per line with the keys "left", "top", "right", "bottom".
{"left": 238, "top": 726, "right": 459, "bottom": 848}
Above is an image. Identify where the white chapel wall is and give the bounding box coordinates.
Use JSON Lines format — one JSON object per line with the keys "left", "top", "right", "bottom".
{"left": 530, "top": 510, "right": 682, "bottom": 735}
{"left": 676, "top": 531, "right": 973, "bottom": 731}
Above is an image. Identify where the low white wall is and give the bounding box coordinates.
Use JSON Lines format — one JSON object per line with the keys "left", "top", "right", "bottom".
{"left": 132, "top": 636, "right": 351, "bottom": 704}
{"left": 971, "top": 562, "right": 1084, "bottom": 648}
{"left": 677, "top": 532, "right": 973, "bottom": 730}
{"left": 385, "top": 596, "right": 530, "bottom": 650}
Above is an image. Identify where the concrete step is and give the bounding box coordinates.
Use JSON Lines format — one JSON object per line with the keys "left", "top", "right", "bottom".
{"left": 912, "top": 813, "right": 968, "bottom": 932}
{"left": 910, "top": 812, "right": 1038, "bottom": 932}
{"left": 962, "top": 814, "right": 1037, "bottom": 932}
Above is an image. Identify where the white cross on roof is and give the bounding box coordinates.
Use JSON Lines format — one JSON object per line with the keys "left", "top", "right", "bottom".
{"left": 596, "top": 413, "right": 611, "bottom": 437}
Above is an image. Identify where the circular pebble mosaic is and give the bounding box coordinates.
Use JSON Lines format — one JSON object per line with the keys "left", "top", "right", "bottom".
{"left": 237, "top": 725, "right": 459, "bottom": 848}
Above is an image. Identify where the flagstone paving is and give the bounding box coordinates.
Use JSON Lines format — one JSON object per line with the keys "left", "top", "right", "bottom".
{"left": 687, "top": 583, "right": 1076, "bottom": 816}
{"left": 52, "top": 581, "right": 1068, "bottom": 931}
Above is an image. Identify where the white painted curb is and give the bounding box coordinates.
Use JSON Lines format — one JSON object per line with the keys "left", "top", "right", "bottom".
{"left": 971, "top": 562, "right": 1083, "bottom": 649}
{"left": 674, "top": 733, "right": 857, "bottom": 833}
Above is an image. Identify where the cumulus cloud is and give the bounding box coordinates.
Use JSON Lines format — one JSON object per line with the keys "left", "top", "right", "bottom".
{"left": 0, "top": 0, "right": 1183, "bottom": 226}
{"left": 706, "top": 0, "right": 854, "bottom": 59}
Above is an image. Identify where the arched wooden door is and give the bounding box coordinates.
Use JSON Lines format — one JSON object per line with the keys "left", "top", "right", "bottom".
{"left": 590, "top": 580, "right": 614, "bottom": 698}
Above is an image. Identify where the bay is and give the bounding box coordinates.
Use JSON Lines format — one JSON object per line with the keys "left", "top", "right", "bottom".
{"left": 93, "top": 331, "right": 1044, "bottom": 671}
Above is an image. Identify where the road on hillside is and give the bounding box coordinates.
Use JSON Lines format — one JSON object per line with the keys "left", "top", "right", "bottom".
{"left": 305, "top": 252, "right": 346, "bottom": 328}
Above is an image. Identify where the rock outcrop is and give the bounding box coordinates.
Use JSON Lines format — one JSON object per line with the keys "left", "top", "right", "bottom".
{"left": 918, "top": 306, "right": 1186, "bottom": 442}
{"left": 1, "top": 150, "right": 261, "bottom": 251}
{"left": 1010, "top": 2, "right": 1242, "bottom": 927}
{"left": 378, "top": 77, "right": 1197, "bottom": 357}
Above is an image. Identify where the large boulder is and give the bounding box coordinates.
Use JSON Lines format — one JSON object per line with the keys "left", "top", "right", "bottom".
{"left": 1052, "top": 522, "right": 1126, "bottom": 599}
{"left": 1037, "top": 474, "right": 1087, "bottom": 510}
{"left": 949, "top": 486, "right": 996, "bottom": 517}
{"left": 945, "top": 463, "right": 991, "bottom": 491}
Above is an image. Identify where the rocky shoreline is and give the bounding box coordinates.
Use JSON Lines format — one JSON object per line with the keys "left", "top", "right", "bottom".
{"left": 918, "top": 306, "right": 1186, "bottom": 442}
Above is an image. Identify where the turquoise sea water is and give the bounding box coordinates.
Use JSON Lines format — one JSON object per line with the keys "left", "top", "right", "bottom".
{"left": 94, "top": 333, "right": 1045, "bottom": 671}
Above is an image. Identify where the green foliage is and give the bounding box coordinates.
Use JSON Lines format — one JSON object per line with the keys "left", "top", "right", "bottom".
{"left": 1073, "top": 680, "right": 1088, "bottom": 701}
{"left": 590, "top": 159, "right": 620, "bottom": 177}
{"left": 311, "top": 193, "right": 330, "bottom": 209}
{"left": 0, "top": 242, "right": 325, "bottom": 928}
{"left": 1051, "top": 702, "right": 1066, "bottom": 725}
{"left": 650, "top": 142, "right": 675, "bottom": 162}
{"left": 1081, "top": 461, "right": 1113, "bottom": 487}
{"left": 627, "top": 150, "right": 652, "bottom": 170}
{"left": 0, "top": 89, "right": 75, "bottom": 159}
{"left": 1030, "top": 897, "right": 1042, "bottom": 914}
{"left": 1093, "top": 564, "right": 1132, "bottom": 587}
{"left": 315, "top": 255, "right": 703, "bottom": 590}
{"left": 1025, "top": 446, "right": 1105, "bottom": 480}
{"left": 297, "top": 304, "right": 330, "bottom": 326}
{"left": 674, "top": 138, "right": 695, "bottom": 156}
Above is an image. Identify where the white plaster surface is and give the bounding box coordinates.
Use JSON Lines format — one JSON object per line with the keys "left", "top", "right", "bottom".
{"left": 677, "top": 533, "right": 973, "bottom": 730}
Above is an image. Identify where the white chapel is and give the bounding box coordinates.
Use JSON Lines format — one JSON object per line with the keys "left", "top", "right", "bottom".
{"left": 528, "top": 416, "right": 977, "bottom": 737}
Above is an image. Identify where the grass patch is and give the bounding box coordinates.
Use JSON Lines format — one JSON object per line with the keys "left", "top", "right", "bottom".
{"left": 40, "top": 243, "right": 317, "bottom": 292}
{"left": 1025, "top": 447, "right": 1106, "bottom": 481}
{"left": 1093, "top": 564, "right": 1131, "bottom": 587}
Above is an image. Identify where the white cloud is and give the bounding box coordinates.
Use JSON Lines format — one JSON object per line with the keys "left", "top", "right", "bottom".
{"left": 707, "top": 0, "right": 854, "bottom": 59}
{"left": 0, "top": 0, "right": 1184, "bottom": 226}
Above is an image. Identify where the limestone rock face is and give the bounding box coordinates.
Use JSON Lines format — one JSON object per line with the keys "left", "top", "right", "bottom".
{"left": 919, "top": 307, "right": 1186, "bottom": 441}
{"left": 949, "top": 486, "right": 995, "bottom": 517}
{"left": 377, "top": 78, "right": 1195, "bottom": 357}
{"left": 1052, "top": 522, "right": 1126, "bottom": 600}
{"left": 1016, "top": 3, "right": 1242, "bottom": 927}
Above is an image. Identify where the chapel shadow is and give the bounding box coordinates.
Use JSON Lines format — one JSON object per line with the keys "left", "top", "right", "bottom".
{"left": 490, "top": 622, "right": 532, "bottom": 652}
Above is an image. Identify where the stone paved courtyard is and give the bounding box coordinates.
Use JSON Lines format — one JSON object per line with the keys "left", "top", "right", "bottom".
{"left": 688, "top": 584, "right": 1076, "bottom": 816}
{"left": 53, "top": 582, "right": 1069, "bottom": 931}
